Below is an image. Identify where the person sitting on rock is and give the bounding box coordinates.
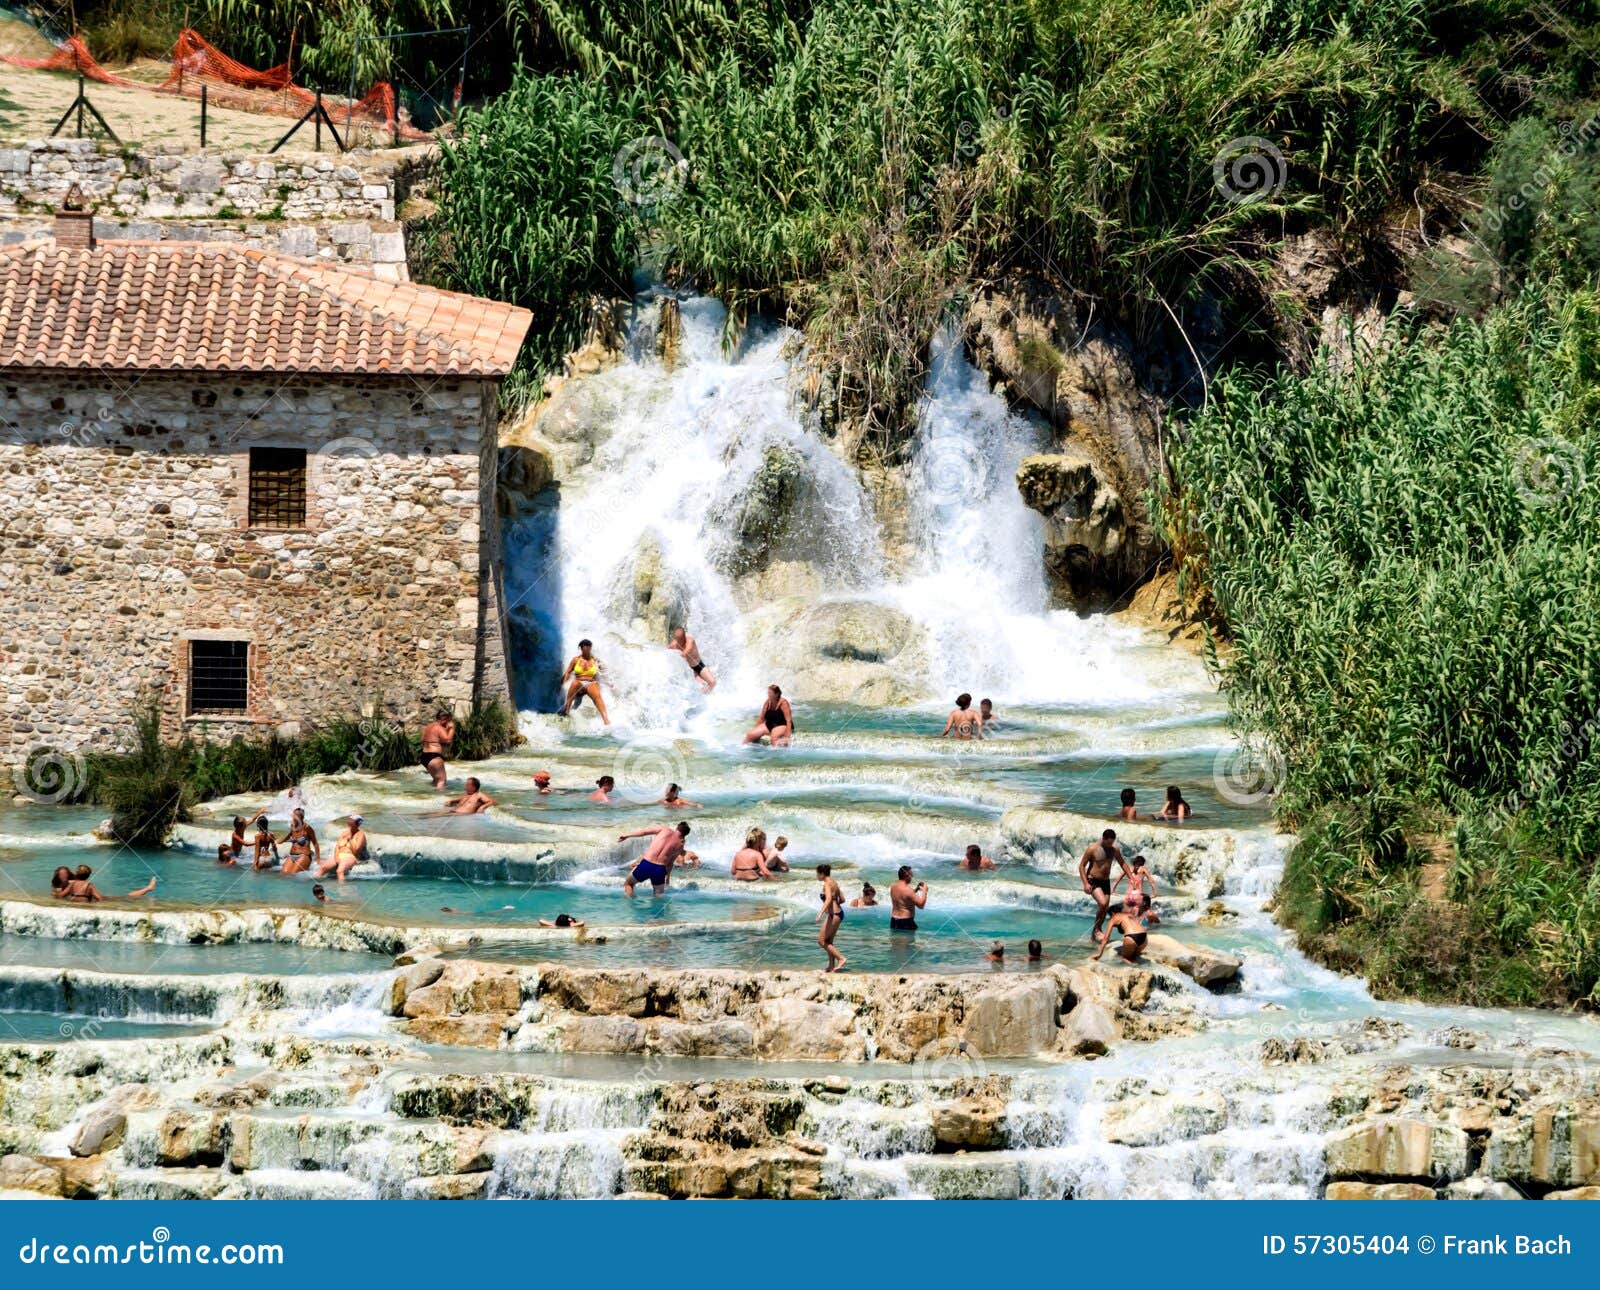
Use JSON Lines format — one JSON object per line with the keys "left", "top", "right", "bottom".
{"left": 960, "top": 844, "right": 996, "bottom": 870}
{"left": 1092, "top": 894, "right": 1150, "bottom": 964}
{"left": 743, "top": 684, "right": 795, "bottom": 747}
{"left": 560, "top": 639, "right": 611, "bottom": 725}
{"left": 316, "top": 816, "right": 369, "bottom": 882}
{"left": 940, "top": 692, "right": 984, "bottom": 739}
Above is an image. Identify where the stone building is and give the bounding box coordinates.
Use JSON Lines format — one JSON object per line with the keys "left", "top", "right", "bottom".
{"left": 0, "top": 206, "right": 532, "bottom": 777}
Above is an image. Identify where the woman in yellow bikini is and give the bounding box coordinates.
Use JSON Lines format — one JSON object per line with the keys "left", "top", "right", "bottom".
{"left": 559, "top": 638, "right": 611, "bottom": 725}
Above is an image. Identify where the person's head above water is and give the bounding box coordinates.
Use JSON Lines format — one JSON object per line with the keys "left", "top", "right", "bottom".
{"left": 665, "top": 783, "right": 681, "bottom": 798}
{"left": 989, "top": 941, "right": 1004, "bottom": 958}
{"left": 897, "top": 864, "right": 914, "bottom": 881}
{"left": 965, "top": 844, "right": 983, "bottom": 863}
{"left": 773, "top": 836, "right": 788, "bottom": 851}
{"left": 1166, "top": 785, "right": 1185, "bottom": 806}
{"left": 1102, "top": 828, "right": 1117, "bottom": 842}
{"left": 465, "top": 776, "right": 481, "bottom": 793}
{"left": 1120, "top": 788, "right": 1136, "bottom": 807}
{"left": 745, "top": 826, "right": 767, "bottom": 851}
{"left": 1027, "top": 938, "right": 1043, "bottom": 959}
{"left": 311, "top": 884, "right": 326, "bottom": 901}
{"left": 1130, "top": 854, "right": 1147, "bottom": 869}
{"left": 74, "top": 865, "right": 92, "bottom": 879}
{"left": 596, "top": 776, "right": 615, "bottom": 790}
{"left": 232, "top": 815, "right": 246, "bottom": 832}
{"left": 816, "top": 863, "right": 832, "bottom": 877}
{"left": 50, "top": 866, "right": 71, "bottom": 891}
{"left": 533, "top": 771, "right": 551, "bottom": 785}
{"left": 675, "top": 821, "right": 691, "bottom": 837}
{"left": 980, "top": 698, "right": 993, "bottom": 713}
{"left": 255, "top": 816, "right": 271, "bottom": 833}
{"left": 215, "top": 844, "right": 230, "bottom": 862}
{"left": 955, "top": 693, "right": 972, "bottom": 709}
{"left": 862, "top": 882, "right": 876, "bottom": 899}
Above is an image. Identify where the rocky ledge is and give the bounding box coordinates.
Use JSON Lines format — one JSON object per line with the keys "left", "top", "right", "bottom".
{"left": 392, "top": 959, "right": 1204, "bottom": 1057}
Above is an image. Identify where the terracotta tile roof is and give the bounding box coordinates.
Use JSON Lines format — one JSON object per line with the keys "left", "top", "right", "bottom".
{"left": 0, "top": 239, "right": 533, "bottom": 377}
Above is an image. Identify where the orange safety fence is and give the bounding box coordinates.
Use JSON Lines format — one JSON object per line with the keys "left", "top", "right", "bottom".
{"left": 0, "top": 29, "right": 432, "bottom": 141}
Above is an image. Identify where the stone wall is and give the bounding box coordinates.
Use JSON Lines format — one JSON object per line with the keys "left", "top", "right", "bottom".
{"left": 0, "top": 215, "right": 410, "bottom": 280}
{"left": 0, "top": 373, "right": 511, "bottom": 772}
{"left": 0, "top": 138, "right": 404, "bottom": 222}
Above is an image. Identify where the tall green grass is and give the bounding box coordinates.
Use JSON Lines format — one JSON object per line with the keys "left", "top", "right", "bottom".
{"left": 1167, "top": 285, "right": 1600, "bottom": 1003}
{"left": 80, "top": 699, "right": 521, "bottom": 846}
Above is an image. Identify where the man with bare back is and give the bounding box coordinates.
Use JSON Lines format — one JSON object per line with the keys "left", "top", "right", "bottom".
{"left": 619, "top": 821, "right": 692, "bottom": 896}
{"left": 669, "top": 626, "right": 717, "bottom": 692}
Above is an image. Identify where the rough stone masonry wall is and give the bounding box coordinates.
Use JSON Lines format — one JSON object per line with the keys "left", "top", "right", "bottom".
{"left": 0, "top": 373, "right": 510, "bottom": 773}
{"left": 0, "top": 138, "right": 400, "bottom": 221}
{"left": 0, "top": 215, "right": 410, "bottom": 280}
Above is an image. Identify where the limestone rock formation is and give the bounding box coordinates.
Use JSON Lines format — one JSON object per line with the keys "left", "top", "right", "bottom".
{"left": 966, "top": 277, "right": 1172, "bottom": 609}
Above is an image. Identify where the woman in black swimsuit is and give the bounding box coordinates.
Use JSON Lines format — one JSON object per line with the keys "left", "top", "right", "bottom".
{"left": 815, "top": 863, "right": 846, "bottom": 972}
{"left": 1092, "top": 894, "right": 1150, "bottom": 963}
{"left": 743, "top": 684, "right": 795, "bottom": 747}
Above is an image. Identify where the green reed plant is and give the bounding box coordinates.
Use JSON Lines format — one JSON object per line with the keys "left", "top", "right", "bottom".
{"left": 1168, "top": 284, "right": 1600, "bottom": 1003}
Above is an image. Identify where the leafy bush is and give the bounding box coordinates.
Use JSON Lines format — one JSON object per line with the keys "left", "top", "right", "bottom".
{"left": 81, "top": 699, "right": 521, "bottom": 845}
{"left": 1167, "top": 285, "right": 1600, "bottom": 1002}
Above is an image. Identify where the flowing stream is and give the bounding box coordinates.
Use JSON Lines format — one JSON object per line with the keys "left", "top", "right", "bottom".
{"left": 2, "top": 293, "right": 1597, "bottom": 1199}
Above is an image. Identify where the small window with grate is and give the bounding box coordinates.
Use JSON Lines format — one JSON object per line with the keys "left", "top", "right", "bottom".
{"left": 188, "top": 640, "right": 250, "bottom": 714}
{"left": 247, "top": 447, "right": 307, "bottom": 528}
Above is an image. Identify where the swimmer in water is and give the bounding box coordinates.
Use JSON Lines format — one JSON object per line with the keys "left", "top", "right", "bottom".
{"left": 1155, "top": 785, "right": 1192, "bottom": 821}
{"left": 764, "top": 835, "right": 792, "bottom": 872}
{"left": 443, "top": 776, "right": 496, "bottom": 814}
{"left": 532, "top": 771, "right": 555, "bottom": 794}
{"left": 940, "top": 692, "right": 984, "bottom": 739}
{"left": 979, "top": 698, "right": 997, "bottom": 731}
{"left": 590, "top": 776, "right": 616, "bottom": 803}
{"left": 1119, "top": 787, "right": 1139, "bottom": 821}
{"left": 539, "top": 914, "right": 586, "bottom": 928}
{"left": 850, "top": 882, "right": 878, "bottom": 908}
{"left": 731, "top": 828, "right": 774, "bottom": 881}
{"left": 960, "top": 843, "right": 996, "bottom": 870}
{"left": 658, "top": 783, "right": 702, "bottom": 809}
{"left": 620, "top": 822, "right": 691, "bottom": 897}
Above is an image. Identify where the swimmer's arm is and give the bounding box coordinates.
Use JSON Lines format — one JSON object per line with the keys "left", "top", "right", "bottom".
{"left": 85, "top": 883, "right": 104, "bottom": 903}
{"left": 939, "top": 713, "right": 955, "bottom": 736}
{"left": 481, "top": 794, "right": 496, "bottom": 808}
{"left": 617, "top": 829, "right": 657, "bottom": 841}
{"left": 559, "top": 656, "right": 577, "bottom": 681}
{"left": 975, "top": 715, "right": 985, "bottom": 740}
{"left": 913, "top": 886, "right": 929, "bottom": 908}
{"left": 1090, "top": 936, "right": 1107, "bottom": 961}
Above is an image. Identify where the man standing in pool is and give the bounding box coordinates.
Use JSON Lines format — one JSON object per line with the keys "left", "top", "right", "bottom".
{"left": 1079, "top": 828, "right": 1130, "bottom": 940}
{"left": 619, "top": 821, "right": 691, "bottom": 897}
{"left": 669, "top": 626, "right": 717, "bottom": 693}
{"left": 889, "top": 865, "right": 928, "bottom": 931}
{"left": 421, "top": 710, "right": 455, "bottom": 790}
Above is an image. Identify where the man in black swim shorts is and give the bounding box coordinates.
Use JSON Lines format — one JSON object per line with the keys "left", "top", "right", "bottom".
{"left": 669, "top": 627, "right": 717, "bottom": 693}
{"left": 889, "top": 865, "right": 927, "bottom": 932}
{"left": 1079, "top": 828, "right": 1129, "bottom": 941}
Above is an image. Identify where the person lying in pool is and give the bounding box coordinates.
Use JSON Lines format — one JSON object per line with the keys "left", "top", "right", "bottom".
{"left": 1092, "top": 895, "right": 1150, "bottom": 964}
{"left": 959, "top": 844, "right": 995, "bottom": 870}
{"left": 590, "top": 776, "right": 616, "bottom": 803}
{"left": 620, "top": 822, "right": 691, "bottom": 896}
{"left": 658, "top": 783, "right": 702, "bottom": 809}
{"left": 731, "top": 828, "right": 774, "bottom": 880}
{"left": 443, "top": 776, "right": 496, "bottom": 814}
{"left": 59, "top": 865, "right": 155, "bottom": 902}
{"left": 940, "top": 692, "right": 984, "bottom": 739}
{"left": 539, "top": 914, "right": 586, "bottom": 928}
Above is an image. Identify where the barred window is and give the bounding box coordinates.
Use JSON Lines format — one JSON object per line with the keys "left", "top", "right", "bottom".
{"left": 247, "top": 447, "right": 307, "bottom": 528}
{"left": 188, "top": 640, "right": 250, "bottom": 714}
